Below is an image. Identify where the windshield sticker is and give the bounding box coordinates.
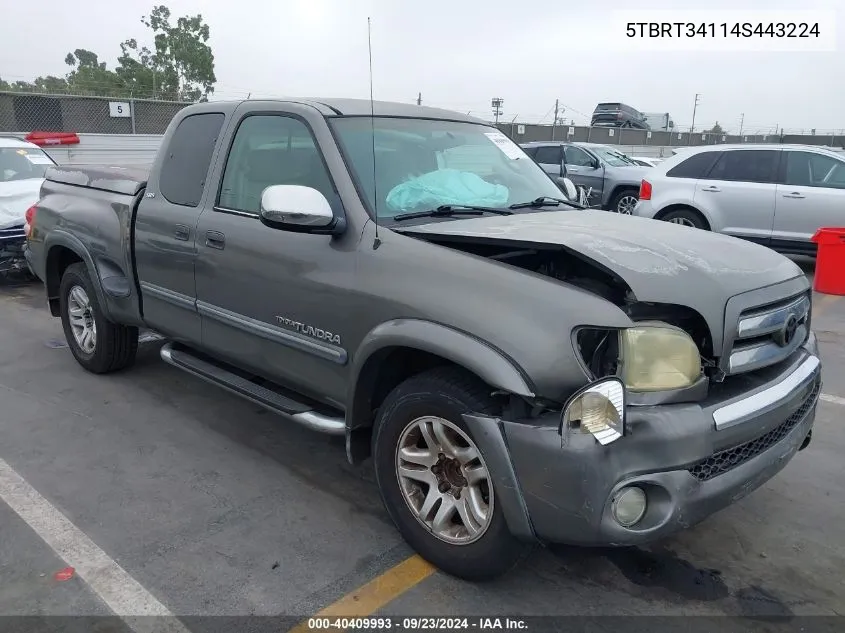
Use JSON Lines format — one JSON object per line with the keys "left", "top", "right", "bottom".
{"left": 483, "top": 131, "right": 525, "bottom": 160}
{"left": 25, "top": 154, "right": 53, "bottom": 165}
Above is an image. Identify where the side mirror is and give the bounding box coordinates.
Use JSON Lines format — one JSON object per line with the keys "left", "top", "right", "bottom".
{"left": 259, "top": 185, "right": 343, "bottom": 235}
{"left": 555, "top": 177, "right": 578, "bottom": 201}
{"left": 593, "top": 159, "right": 602, "bottom": 170}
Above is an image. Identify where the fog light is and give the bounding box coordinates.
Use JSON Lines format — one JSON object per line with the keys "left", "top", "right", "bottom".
{"left": 611, "top": 486, "right": 647, "bottom": 527}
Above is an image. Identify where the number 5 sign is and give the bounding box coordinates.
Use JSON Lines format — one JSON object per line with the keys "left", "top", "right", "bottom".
{"left": 109, "top": 101, "right": 131, "bottom": 118}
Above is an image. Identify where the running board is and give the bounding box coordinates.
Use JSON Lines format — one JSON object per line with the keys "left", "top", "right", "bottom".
{"left": 159, "top": 342, "right": 345, "bottom": 436}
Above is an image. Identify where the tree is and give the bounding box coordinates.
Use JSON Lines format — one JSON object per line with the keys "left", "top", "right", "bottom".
{"left": 64, "top": 49, "right": 127, "bottom": 96}
{"left": 0, "top": 5, "right": 215, "bottom": 102}
{"left": 706, "top": 122, "right": 724, "bottom": 135}
{"left": 116, "top": 5, "right": 216, "bottom": 101}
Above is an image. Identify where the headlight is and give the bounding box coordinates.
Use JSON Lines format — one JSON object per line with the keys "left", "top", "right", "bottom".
{"left": 561, "top": 377, "right": 625, "bottom": 445}
{"left": 620, "top": 323, "right": 701, "bottom": 392}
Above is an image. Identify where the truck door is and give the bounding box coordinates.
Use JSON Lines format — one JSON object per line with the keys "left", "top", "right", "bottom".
{"left": 134, "top": 111, "right": 226, "bottom": 342}
{"left": 193, "top": 104, "right": 351, "bottom": 404}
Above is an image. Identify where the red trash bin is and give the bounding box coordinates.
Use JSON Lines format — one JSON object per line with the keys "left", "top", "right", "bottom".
{"left": 812, "top": 227, "right": 845, "bottom": 295}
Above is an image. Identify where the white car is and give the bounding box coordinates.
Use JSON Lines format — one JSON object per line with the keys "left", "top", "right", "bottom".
{"left": 1, "top": 136, "right": 56, "bottom": 273}
{"left": 633, "top": 143, "right": 845, "bottom": 255}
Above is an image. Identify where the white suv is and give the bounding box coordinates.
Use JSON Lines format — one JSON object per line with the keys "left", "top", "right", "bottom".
{"left": 633, "top": 144, "right": 845, "bottom": 255}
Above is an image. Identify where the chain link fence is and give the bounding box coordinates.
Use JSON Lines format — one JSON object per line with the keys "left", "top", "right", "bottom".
{"left": 3, "top": 90, "right": 845, "bottom": 157}
{"left": 495, "top": 121, "right": 845, "bottom": 155}
{"left": 0, "top": 91, "right": 190, "bottom": 135}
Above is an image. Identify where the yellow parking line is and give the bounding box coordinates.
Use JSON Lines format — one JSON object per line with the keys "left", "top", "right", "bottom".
{"left": 288, "top": 555, "right": 436, "bottom": 632}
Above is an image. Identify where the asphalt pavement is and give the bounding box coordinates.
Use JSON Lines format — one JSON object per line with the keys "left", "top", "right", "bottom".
{"left": 0, "top": 260, "right": 843, "bottom": 630}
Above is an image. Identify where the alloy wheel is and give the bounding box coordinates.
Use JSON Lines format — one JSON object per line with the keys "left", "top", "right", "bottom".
{"left": 395, "top": 416, "right": 493, "bottom": 545}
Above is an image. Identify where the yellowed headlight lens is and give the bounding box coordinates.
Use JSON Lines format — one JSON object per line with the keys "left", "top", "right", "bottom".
{"left": 620, "top": 325, "right": 701, "bottom": 392}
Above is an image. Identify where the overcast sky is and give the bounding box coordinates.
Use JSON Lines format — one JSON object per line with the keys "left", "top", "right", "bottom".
{"left": 0, "top": 0, "right": 842, "bottom": 134}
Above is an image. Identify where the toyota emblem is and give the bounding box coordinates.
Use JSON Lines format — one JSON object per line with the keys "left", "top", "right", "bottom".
{"left": 775, "top": 314, "right": 799, "bottom": 347}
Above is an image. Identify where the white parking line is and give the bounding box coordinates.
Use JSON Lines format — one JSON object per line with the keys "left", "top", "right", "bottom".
{"left": 0, "top": 458, "right": 190, "bottom": 633}
{"left": 821, "top": 393, "right": 845, "bottom": 407}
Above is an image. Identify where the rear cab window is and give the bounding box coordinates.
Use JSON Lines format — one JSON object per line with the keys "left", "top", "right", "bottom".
{"left": 159, "top": 113, "right": 226, "bottom": 207}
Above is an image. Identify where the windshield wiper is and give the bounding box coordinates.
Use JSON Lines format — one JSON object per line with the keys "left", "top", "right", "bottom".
{"left": 508, "top": 196, "right": 584, "bottom": 210}
{"left": 392, "top": 204, "right": 513, "bottom": 222}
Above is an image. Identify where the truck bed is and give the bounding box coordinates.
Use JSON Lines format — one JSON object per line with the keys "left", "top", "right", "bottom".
{"left": 44, "top": 164, "right": 149, "bottom": 197}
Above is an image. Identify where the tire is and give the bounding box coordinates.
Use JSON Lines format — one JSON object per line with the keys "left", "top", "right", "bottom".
{"left": 59, "top": 262, "right": 139, "bottom": 374}
{"left": 609, "top": 188, "right": 639, "bottom": 215}
{"left": 660, "top": 207, "right": 709, "bottom": 230}
{"left": 372, "top": 366, "right": 532, "bottom": 581}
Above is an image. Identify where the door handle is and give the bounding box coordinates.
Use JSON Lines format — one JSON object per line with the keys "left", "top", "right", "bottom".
{"left": 567, "top": 167, "right": 581, "bottom": 172}
{"left": 700, "top": 186, "right": 721, "bottom": 192}
{"left": 782, "top": 192, "right": 806, "bottom": 199}
{"left": 174, "top": 224, "right": 190, "bottom": 241}
{"left": 205, "top": 230, "right": 226, "bottom": 250}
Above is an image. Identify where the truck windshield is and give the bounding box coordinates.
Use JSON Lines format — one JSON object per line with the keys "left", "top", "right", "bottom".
{"left": 0, "top": 147, "right": 55, "bottom": 182}
{"left": 330, "top": 117, "right": 564, "bottom": 221}
{"left": 590, "top": 146, "right": 638, "bottom": 167}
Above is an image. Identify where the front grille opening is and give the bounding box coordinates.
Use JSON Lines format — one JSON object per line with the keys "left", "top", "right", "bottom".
{"left": 687, "top": 378, "right": 821, "bottom": 482}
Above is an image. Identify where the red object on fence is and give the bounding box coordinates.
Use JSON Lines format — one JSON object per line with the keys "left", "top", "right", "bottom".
{"left": 24, "top": 131, "right": 80, "bottom": 146}
{"left": 811, "top": 228, "right": 845, "bottom": 295}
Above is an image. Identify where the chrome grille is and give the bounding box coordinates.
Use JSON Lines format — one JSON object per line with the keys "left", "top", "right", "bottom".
{"left": 688, "top": 377, "right": 820, "bottom": 482}
{"left": 0, "top": 224, "right": 26, "bottom": 243}
{"left": 728, "top": 292, "right": 810, "bottom": 375}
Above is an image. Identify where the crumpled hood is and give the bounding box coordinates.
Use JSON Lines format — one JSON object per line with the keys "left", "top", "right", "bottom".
{"left": 0, "top": 178, "right": 42, "bottom": 229}
{"left": 397, "top": 210, "right": 805, "bottom": 340}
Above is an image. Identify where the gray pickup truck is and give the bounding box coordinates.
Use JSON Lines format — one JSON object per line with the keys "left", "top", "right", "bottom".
{"left": 26, "top": 99, "right": 822, "bottom": 581}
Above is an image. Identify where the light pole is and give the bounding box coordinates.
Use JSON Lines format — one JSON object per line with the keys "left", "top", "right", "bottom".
{"left": 690, "top": 93, "right": 701, "bottom": 133}
{"left": 491, "top": 98, "right": 503, "bottom": 124}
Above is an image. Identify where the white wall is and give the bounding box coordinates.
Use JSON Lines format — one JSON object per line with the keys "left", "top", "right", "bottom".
{"left": 37, "top": 133, "right": 163, "bottom": 166}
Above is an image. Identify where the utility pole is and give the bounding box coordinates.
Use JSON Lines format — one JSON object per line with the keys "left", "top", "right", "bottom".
{"left": 739, "top": 113, "right": 744, "bottom": 137}
{"left": 416, "top": 92, "right": 422, "bottom": 106}
{"left": 491, "top": 97, "right": 503, "bottom": 124}
{"left": 690, "top": 93, "right": 701, "bottom": 133}
{"left": 551, "top": 99, "right": 559, "bottom": 140}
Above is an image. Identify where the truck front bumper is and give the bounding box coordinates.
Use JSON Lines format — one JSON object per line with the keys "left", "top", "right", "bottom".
{"left": 465, "top": 334, "right": 821, "bottom": 546}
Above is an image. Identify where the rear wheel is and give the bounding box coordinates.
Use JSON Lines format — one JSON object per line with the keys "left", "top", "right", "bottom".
{"left": 372, "top": 367, "right": 532, "bottom": 581}
{"left": 609, "top": 189, "right": 639, "bottom": 214}
{"left": 59, "top": 263, "right": 139, "bottom": 373}
{"left": 660, "top": 207, "right": 709, "bottom": 230}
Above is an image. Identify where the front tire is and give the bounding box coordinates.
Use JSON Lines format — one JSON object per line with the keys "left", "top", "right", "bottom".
{"left": 661, "top": 207, "right": 709, "bottom": 229}
{"left": 59, "top": 263, "right": 139, "bottom": 374}
{"left": 609, "top": 189, "right": 639, "bottom": 214}
{"left": 372, "top": 367, "right": 532, "bottom": 581}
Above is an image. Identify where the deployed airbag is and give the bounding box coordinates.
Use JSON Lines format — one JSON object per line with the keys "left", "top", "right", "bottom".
{"left": 386, "top": 168, "right": 508, "bottom": 211}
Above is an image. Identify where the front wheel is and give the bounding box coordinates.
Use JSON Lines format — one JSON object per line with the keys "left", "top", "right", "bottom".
{"left": 372, "top": 367, "right": 532, "bottom": 581}
{"left": 661, "top": 208, "right": 709, "bottom": 230}
{"left": 59, "top": 263, "right": 139, "bottom": 373}
{"left": 609, "top": 189, "right": 639, "bottom": 215}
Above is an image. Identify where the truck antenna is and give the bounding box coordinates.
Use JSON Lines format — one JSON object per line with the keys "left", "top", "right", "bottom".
{"left": 368, "top": 17, "right": 381, "bottom": 250}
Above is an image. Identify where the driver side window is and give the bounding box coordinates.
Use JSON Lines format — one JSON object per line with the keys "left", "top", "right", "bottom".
{"left": 564, "top": 146, "right": 595, "bottom": 167}
{"left": 218, "top": 114, "right": 335, "bottom": 214}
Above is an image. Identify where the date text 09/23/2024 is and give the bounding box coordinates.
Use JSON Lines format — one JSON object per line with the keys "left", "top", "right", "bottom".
{"left": 306, "top": 617, "right": 528, "bottom": 630}
{"left": 626, "top": 22, "right": 821, "bottom": 38}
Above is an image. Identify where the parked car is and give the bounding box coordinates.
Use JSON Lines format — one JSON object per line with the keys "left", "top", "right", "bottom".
{"left": 26, "top": 99, "right": 821, "bottom": 581}
{"left": 522, "top": 141, "right": 649, "bottom": 213}
{"left": 0, "top": 135, "right": 56, "bottom": 276}
{"left": 590, "top": 103, "right": 649, "bottom": 130}
{"left": 634, "top": 144, "right": 845, "bottom": 255}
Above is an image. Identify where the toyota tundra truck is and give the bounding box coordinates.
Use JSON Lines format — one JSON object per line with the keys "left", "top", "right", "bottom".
{"left": 25, "top": 99, "right": 822, "bottom": 581}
